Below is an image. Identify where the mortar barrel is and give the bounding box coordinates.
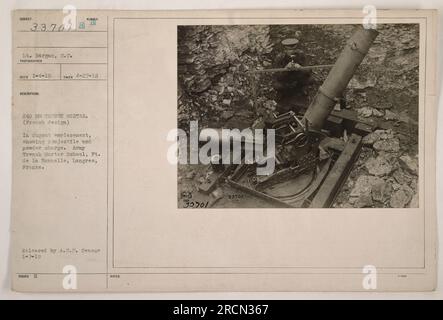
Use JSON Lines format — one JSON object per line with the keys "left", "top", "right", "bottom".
{"left": 303, "top": 27, "right": 379, "bottom": 130}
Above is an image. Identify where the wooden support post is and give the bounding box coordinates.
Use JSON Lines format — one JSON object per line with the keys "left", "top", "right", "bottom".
{"left": 310, "top": 133, "right": 362, "bottom": 208}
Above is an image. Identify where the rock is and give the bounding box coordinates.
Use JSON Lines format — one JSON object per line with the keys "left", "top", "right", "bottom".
{"left": 222, "top": 99, "right": 232, "bottom": 106}
{"left": 409, "top": 193, "right": 419, "bottom": 208}
{"left": 377, "top": 130, "right": 395, "bottom": 140}
{"left": 392, "top": 169, "right": 412, "bottom": 185}
{"left": 384, "top": 109, "right": 398, "bottom": 121}
{"left": 192, "top": 78, "right": 211, "bottom": 93}
{"left": 263, "top": 99, "right": 277, "bottom": 111}
{"left": 362, "top": 132, "right": 380, "bottom": 146}
{"left": 350, "top": 175, "right": 383, "bottom": 197}
{"left": 210, "top": 187, "right": 224, "bottom": 200}
{"left": 372, "top": 109, "right": 384, "bottom": 117}
{"left": 402, "top": 184, "right": 414, "bottom": 195}
{"left": 221, "top": 110, "right": 235, "bottom": 120}
{"left": 362, "top": 131, "right": 380, "bottom": 146}
{"left": 205, "top": 170, "right": 213, "bottom": 179}
{"left": 399, "top": 155, "right": 418, "bottom": 175}
{"left": 365, "top": 155, "right": 393, "bottom": 176}
{"left": 354, "top": 193, "right": 374, "bottom": 208}
{"left": 390, "top": 186, "right": 413, "bottom": 208}
{"left": 357, "top": 107, "right": 373, "bottom": 117}
{"left": 397, "top": 110, "right": 411, "bottom": 123}
{"left": 371, "top": 180, "right": 392, "bottom": 202}
{"left": 349, "top": 76, "right": 377, "bottom": 90}
{"left": 362, "top": 129, "right": 395, "bottom": 146}
{"left": 409, "top": 179, "right": 418, "bottom": 192}
{"left": 214, "top": 85, "right": 225, "bottom": 94}
{"left": 396, "top": 133, "right": 410, "bottom": 147}
{"left": 376, "top": 102, "right": 393, "bottom": 110}
{"left": 367, "top": 46, "right": 387, "bottom": 64}
{"left": 185, "top": 171, "right": 196, "bottom": 179}
{"left": 373, "top": 138, "right": 400, "bottom": 152}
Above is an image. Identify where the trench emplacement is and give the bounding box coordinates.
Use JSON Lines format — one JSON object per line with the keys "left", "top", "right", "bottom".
{"left": 194, "top": 27, "right": 380, "bottom": 208}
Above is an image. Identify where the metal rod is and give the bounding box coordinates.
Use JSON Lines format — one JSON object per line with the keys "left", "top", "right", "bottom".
{"left": 248, "top": 64, "right": 335, "bottom": 73}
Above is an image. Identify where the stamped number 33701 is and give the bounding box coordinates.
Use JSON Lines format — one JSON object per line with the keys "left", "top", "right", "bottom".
{"left": 181, "top": 191, "right": 209, "bottom": 208}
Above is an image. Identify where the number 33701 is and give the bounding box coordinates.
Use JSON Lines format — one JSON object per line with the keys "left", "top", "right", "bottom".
{"left": 182, "top": 200, "right": 209, "bottom": 208}
{"left": 30, "top": 23, "right": 69, "bottom": 32}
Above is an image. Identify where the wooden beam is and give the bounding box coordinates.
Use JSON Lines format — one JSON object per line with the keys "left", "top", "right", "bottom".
{"left": 310, "top": 134, "right": 362, "bottom": 208}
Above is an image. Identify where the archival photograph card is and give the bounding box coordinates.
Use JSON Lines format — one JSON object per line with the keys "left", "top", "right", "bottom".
{"left": 11, "top": 9, "right": 438, "bottom": 292}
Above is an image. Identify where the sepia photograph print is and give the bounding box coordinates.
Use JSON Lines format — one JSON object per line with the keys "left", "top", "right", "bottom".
{"left": 177, "top": 24, "right": 419, "bottom": 209}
